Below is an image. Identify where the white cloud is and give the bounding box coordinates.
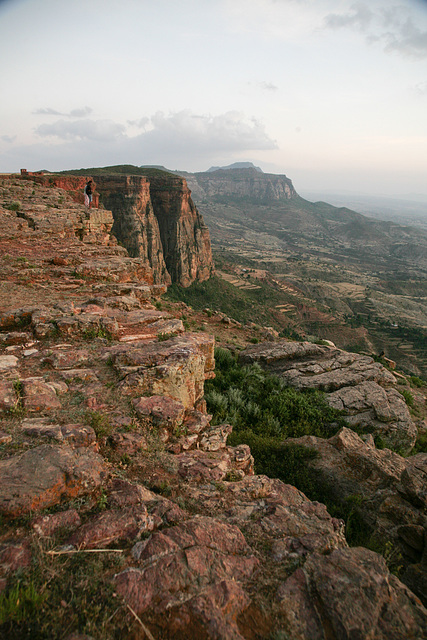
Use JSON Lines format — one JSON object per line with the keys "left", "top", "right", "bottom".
{"left": 251, "top": 81, "right": 279, "bottom": 92}
{"left": 324, "top": 2, "right": 427, "bottom": 58}
{"left": 35, "top": 118, "right": 126, "bottom": 142}
{"left": 138, "top": 110, "right": 278, "bottom": 154}
{"left": 69, "top": 107, "right": 93, "bottom": 118}
{"left": 1, "top": 134, "right": 16, "bottom": 143}
{"left": 33, "top": 106, "right": 93, "bottom": 118}
{"left": 127, "top": 117, "right": 150, "bottom": 129}
{"left": 414, "top": 80, "right": 427, "bottom": 95}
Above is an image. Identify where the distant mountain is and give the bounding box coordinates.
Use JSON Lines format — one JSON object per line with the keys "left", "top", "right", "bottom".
{"left": 206, "top": 162, "right": 263, "bottom": 173}
{"left": 178, "top": 167, "right": 427, "bottom": 276}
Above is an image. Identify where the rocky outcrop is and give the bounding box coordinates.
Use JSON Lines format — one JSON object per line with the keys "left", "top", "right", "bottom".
{"left": 92, "top": 174, "right": 170, "bottom": 285}
{"left": 239, "top": 340, "right": 418, "bottom": 453}
{"left": 0, "top": 444, "right": 107, "bottom": 517}
{"left": 285, "top": 427, "right": 427, "bottom": 605}
{"left": 96, "top": 172, "right": 214, "bottom": 286}
{"left": 17, "top": 170, "right": 215, "bottom": 287}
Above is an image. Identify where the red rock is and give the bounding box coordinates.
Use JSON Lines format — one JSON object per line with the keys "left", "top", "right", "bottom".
{"left": 113, "top": 333, "right": 214, "bottom": 410}
{"left": 170, "top": 580, "right": 250, "bottom": 640}
{"left": 0, "top": 540, "right": 32, "bottom": 582}
{"left": 68, "top": 506, "right": 153, "bottom": 549}
{"left": 52, "top": 256, "right": 69, "bottom": 266}
{"left": 114, "top": 516, "right": 258, "bottom": 619}
{"left": 0, "top": 444, "right": 107, "bottom": 517}
{"left": 107, "top": 478, "right": 156, "bottom": 508}
{"left": 32, "top": 509, "right": 82, "bottom": 536}
{"left": 0, "top": 431, "right": 12, "bottom": 444}
{"left": 108, "top": 431, "right": 147, "bottom": 454}
{"left": 0, "top": 380, "right": 18, "bottom": 411}
{"left": 177, "top": 450, "right": 232, "bottom": 483}
{"left": 133, "top": 394, "right": 186, "bottom": 428}
{"left": 21, "top": 377, "right": 62, "bottom": 412}
{"left": 22, "top": 418, "right": 64, "bottom": 441}
{"left": 43, "top": 348, "right": 91, "bottom": 369}
{"left": 95, "top": 173, "right": 214, "bottom": 287}
{"left": 277, "top": 547, "right": 427, "bottom": 639}
{"left": 61, "top": 424, "right": 98, "bottom": 449}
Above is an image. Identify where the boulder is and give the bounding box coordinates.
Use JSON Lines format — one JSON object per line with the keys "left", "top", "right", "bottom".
{"left": 112, "top": 333, "right": 215, "bottom": 410}
{"left": 67, "top": 506, "right": 154, "bottom": 549}
{"left": 277, "top": 547, "right": 427, "bottom": 640}
{"left": 21, "top": 377, "right": 62, "bottom": 412}
{"left": 32, "top": 509, "right": 82, "bottom": 537}
{"left": 0, "top": 444, "right": 107, "bottom": 517}
{"left": 114, "top": 516, "right": 258, "bottom": 628}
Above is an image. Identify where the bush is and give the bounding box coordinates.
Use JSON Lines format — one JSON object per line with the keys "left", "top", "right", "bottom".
{"left": 206, "top": 348, "right": 342, "bottom": 440}
{"left": 6, "top": 201, "right": 21, "bottom": 212}
{"left": 410, "top": 376, "right": 425, "bottom": 388}
{"left": 399, "top": 388, "right": 414, "bottom": 408}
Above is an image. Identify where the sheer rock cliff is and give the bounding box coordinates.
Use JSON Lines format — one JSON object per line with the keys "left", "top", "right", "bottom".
{"left": 21, "top": 170, "right": 215, "bottom": 287}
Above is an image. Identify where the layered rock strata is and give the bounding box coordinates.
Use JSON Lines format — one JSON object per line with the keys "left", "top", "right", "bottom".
{"left": 18, "top": 170, "right": 215, "bottom": 287}
{"left": 96, "top": 173, "right": 214, "bottom": 287}
{"left": 189, "top": 167, "right": 297, "bottom": 201}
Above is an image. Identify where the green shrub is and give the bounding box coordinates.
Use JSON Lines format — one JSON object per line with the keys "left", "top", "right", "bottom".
{"left": 410, "top": 376, "right": 425, "bottom": 388}
{"left": 0, "top": 581, "right": 46, "bottom": 625}
{"left": 5, "top": 201, "right": 21, "bottom": 212}
{"left": 399, "top": 388, "right": 414, "bottom": 408}
{"left": 158, "top": 332, "right": 174, "bottom": 342}
{"left": 205, "top": 349, "right": 342, "bottom": 440}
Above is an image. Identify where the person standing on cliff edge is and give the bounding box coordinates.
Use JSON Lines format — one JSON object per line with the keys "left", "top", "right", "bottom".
{"left": 84, "top": 179, "right": 93, "bottom": 209}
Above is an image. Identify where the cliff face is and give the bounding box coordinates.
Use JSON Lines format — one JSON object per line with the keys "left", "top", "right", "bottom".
{"left": 24, "top": 171, "right": 215, "bottom": 288}
{"left": 93, "top": 175, "right": 171, "bottom": 286}
{"left": 190, "top": 167, "right": 297, "bottom": 201}
{"left": 147, "top": 173, "right": 214, "bottom": 287}
{"left": 96, "top": 173, "right": 214, "bottom": 287}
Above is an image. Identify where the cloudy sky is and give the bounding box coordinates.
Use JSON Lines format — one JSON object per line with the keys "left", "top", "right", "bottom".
{"left": 0, "top": 0, "right": 426, "bottom": 197}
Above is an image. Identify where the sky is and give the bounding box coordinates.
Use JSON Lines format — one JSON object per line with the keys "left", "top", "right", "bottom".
{"left": 0, "top": 0, "right": 426, "bottom": 197}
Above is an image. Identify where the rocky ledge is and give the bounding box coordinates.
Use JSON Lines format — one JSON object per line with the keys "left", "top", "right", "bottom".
{"left": 0, "top": 176, "right": 426, "bottom": 638}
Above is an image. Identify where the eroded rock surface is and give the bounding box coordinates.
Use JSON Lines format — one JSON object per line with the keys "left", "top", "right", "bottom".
{"left": 287, "top": 427, "right": 427, "bottom": 604}
{"left": 0, "top": 444, "right": 106, "bottom": 516}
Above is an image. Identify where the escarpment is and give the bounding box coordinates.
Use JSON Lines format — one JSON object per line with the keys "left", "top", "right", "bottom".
{"left": 96, "top": 173, "right": 214, "bottom": 287}
{"left": 190, "top": 166, "right": 297, "bottom": 201}
{"left": 22, "top": 169, "right": 215, "bottom": 288}
{"left": 92, "top": 174, "right": 171, "bottom": 285}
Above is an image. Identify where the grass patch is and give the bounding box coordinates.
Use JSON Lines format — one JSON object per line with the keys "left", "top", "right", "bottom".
{"left": 5, "top": 201, "right": 21, "bottom": 212}
{"left": 85, "top": 411, "right": 111, "bottom": 437}
{"left": 83, "top": 326, "right": 112, "bottom": 341}
{"left": 0, "top": 542, "right": 129, "bottom": 639}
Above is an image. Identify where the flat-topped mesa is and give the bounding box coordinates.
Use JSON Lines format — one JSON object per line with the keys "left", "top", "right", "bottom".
{"left": 192, "top": 167, "right": 297, "bottom": 202}
{"left": 96, "top": 172, "right": 214, "bottom": 287}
